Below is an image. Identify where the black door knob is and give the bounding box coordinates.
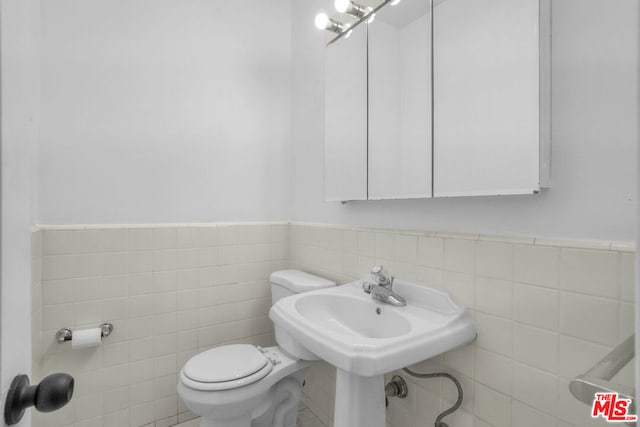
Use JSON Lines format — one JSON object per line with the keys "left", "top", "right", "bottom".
{"left": 4, "top": 373, "right": 74, "bottom": 425}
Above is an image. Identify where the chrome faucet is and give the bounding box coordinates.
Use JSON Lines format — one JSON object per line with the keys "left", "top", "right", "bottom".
{"left": 362, "top": 266, "right": 406, "bottom": 307}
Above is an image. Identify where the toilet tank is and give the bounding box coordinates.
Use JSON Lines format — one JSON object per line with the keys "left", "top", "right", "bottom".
{"left": 269, "top": 270, "right": 336, "bottom": 305}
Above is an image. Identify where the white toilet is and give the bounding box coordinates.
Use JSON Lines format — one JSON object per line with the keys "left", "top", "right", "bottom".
{"left": 177, "top": 270, "right": 336, "bottom": 427}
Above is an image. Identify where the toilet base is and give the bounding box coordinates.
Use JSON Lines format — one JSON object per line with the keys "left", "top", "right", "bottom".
{"left": 199, "top": 414, "right": 251, "bottom": 427}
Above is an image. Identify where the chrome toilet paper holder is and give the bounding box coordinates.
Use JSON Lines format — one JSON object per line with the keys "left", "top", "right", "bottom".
{"left": 55, "top": 323, "right": 114, "bottom": 344}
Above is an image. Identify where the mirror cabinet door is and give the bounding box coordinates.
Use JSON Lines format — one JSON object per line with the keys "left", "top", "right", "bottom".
{"left": 324, "top": 27, "right": 368, "bottom": 201}
{"left": 433, "top": 0, "right": 547, "bottom": 196}
{"left": 368, "top": 0, "right": 432, "bottom": 199}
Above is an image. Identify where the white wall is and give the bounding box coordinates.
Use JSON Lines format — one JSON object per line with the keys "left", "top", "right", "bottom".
{"left": 291, "top": 0, "right": 639, "bottom": 242}
{"left": 0, "top": 0, "right": 40, "bottom": 424}
{"left": 38, "top": 0, "right": 292, "bottom": 225}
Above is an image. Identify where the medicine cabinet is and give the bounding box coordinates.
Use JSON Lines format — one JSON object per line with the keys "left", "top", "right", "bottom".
{"left": 324, "top": 0, "right": 551, "bottom": 202}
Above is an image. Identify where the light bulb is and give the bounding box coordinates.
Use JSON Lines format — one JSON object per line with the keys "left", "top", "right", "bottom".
{"left": 334, "top": 0, "right": 350, "bottom": 13}
{"left": 390, "top": 0, "right": 401, "bottom": 5}
{"left": 367, "top": 13, "right": 376, "bottom": 23}
{"left": 315, "top": 12, "right": 330, "bottom": 30}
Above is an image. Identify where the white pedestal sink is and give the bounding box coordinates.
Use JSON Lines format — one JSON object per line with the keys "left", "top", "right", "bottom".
{"left": 269, "top": 279, "right": 476, "bottom": 427}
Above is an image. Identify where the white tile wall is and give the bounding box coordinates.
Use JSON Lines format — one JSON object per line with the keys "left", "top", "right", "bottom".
{"left": 289, "top": 223, "right": 635, "bottom": 427}
{"left": 32, "top": 222, "right": 635, "bottom": 427}
{"left": 32, "top": 223, "right": 288, "bottom": 427}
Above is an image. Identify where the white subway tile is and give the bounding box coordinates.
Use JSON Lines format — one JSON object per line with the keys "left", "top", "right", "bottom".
{"left": 103, "top": 364, "right": 131, "bottom": 390}
{"left": 130, "top": 402, "right": 154, "bottom": 426}
{"left": 153, "top": 333, "right": 177, "bottom": 356}
{"left": 512, "top": 362, "right": 558, "bottom": 416}
{"left": 177, "top": 228, "right": 202, "bottom": 249}
{"left": 153, "top": 250, "right": 177, "bottom": 272}
{"left": 474, "top": 383, "right": 511, "bottom": 427}
{"left": 343, "top": 230, "right": 358, "bottom": 254}
{"left": 218, "top": 225, "right": 237, "bottom": 245}
{"left": 130, "top": 337, "right": 154, "bottom": 362}
{"left": 177, "top": 330, "right": 198, "bottom": 352}
{"left": 154, "top": 375, "right": 177, "bottom": 400}
{"left": 127, "top": 229, "right": 153, "bottom": 251}
{"left": 103, "top": 342, "right": 130, "bottom": 367}
{"left": 74, "top": 393, "right": 103, "bottom": 421}
{"left": 177, "top": 310, "right": 198, "bottom": 331}
{"left": 43, "top": 255, "right": 75, "bottom": 280}
{"left": 153, "top": 312, "right": 177, "bottom": 336}
{"left": 102, "top": 297, "right": 128, "bottom": 321}
{"left": 375, "top": 232, "right": 395, "bottom": 261}
{"left": 103, "top": 387, "right": 130, "bottom": 415}
{"left": 219, "top": 246, "right": 239, "bottom": 265}
{"left": 416, "top": 266, "right": 444, "bottom": 289}
{"left": 443, "top": 344, "right": 474, "bottom": 378}
{"left": 619, "top": 252, "right": 635, "bottom": 302}
{"left": 417, "top": 236, "right": 444, "bottom": 268}
{"left": 128, "top": 273, "right": 154, "bottom": 295}
{"left": 76, "top": 230, "right": 127, "bottom": 253}
{"left": 559, "top": 292, "right": 619, "bottom": 346}
{"left": 513, "top": 283, "right": 559, "bottom": 330}
{"left": 271, "top": 224, "right": 288, "bottom": 243}
{"left": 476, "top": 241, "right": 513, "bottom": 280}
{"left": 176, "top": 270, "right": 200, "bottom": 291}
{"left": 475, "top": 348, "right": 512, "bottom": 395}
{"left": 43, "top": 230, "right": 77, "bottom": 255}
{"left": 75, "top": 301, "right": 103, "bottom": 325}
{"left": 153, "top": 271, "right": 177, "bottom": 293}
{"left": 476, "top": 277, "right": 512, "bottom": 318}
{"left": 560, "top": 249, "right": 618, "bottom": 298}
{"left": 153, "top": 292, "right": 177, "bottom": 315}
{"left": 475, "top": 313, "right": 513, "bottom": 357}
{"left": 155, "top": 354, "right": 177, "bottom": 377}
{"left": 619, "top": 302, "right": 634, "bottom": 341}
{"left": 558, "top": 335, "right": 610, "bottom": 379}
{"left": 43, "top": 279, "right": 75, "bottom": 305}
{"left": 513, "top": 323, "right": 559, "bottom": 373}
{"left": 153, "top": 229, "right": 177, "bottom": 249}
{"left": 357, "top": 231, "right": 375, "bottom": 257}
{"left": 127, "top": 251, "right": 152, "bottom": 274}
{"left": 102, "top": 275, "right": 128, "bottom": 299}
{"left": 177, "top": 290, "right": 198, "bottom": 311}
{"left": 127, "top": 295, "right": 154, "bottom": 318}
{"left": 444, "top": 239, "right": 475, "bottom": 274}
{"left": 237, "top": 224, "right": 271, "bottom": 244}
{"left": 198, "top": 326, "right": 218, "bottom": 348}
{"left": 513, "top": 244, "right": 560, "bottom": 288}
{"left": 511, "top": 400, "right": 557, "bottom": 427}
{"left": 176, "top": 249, "right": 201, "bottom": 270}
{"left": 127, "top": 316, "right": 155, "bottom": 341}
{"left": 154, "top": 396, "right": 178, "bottom": 421}
{"left": 444, "top": 271, "right": 475, "bottom": 309}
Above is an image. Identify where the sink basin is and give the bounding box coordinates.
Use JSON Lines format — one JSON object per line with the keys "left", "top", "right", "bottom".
{"left": 269, "top": 279, "right": 476, "bottom": 377}
{"left": 270, "top": 278, "right": 476, "bottom": 427}
{"left": 295, "top": 293, "right": 411, "bottom": 339}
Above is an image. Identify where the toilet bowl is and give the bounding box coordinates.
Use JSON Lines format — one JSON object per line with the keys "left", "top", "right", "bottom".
{"left": 177, "top": 270, "right": 335, "bottom": 427}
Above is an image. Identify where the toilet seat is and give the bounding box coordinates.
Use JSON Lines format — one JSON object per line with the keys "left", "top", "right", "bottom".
{"left": 181, "top": 344, "right": 274, "bottom": 391}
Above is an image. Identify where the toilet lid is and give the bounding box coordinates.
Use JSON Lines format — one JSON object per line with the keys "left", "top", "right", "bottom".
{"left": 183, "top": 344, "right": 271, "bottom": 384}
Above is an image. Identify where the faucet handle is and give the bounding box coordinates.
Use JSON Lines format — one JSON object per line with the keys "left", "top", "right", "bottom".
{"left": 362, "top": 282, "right": 374, "bottom": 294}
{"left": 371, "top": 265, "right": 385, "bottom": 275}
{"left": 370, "top": 265, "right": 392, "bottom": 286}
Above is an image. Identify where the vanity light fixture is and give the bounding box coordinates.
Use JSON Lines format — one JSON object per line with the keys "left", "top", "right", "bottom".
{"left": 334, "top": 0, "right": 367, "bottom": 18}
{"left": 335, "top": 0, "right": 376, "bottom": 23}
{"left": 316, "top": 0, "right": 401, "bottom": 43}
{"left": 314, "top": 12, "right": 346, "bottom": 33}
